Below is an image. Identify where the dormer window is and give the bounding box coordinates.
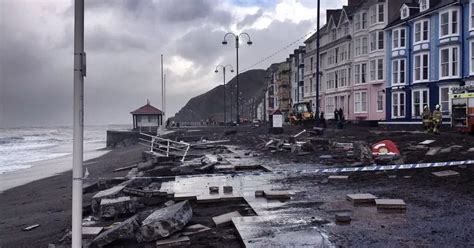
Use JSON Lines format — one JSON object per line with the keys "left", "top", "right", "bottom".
{"left": 401, "top": 5, "right": 409, "bottom": 20}
{"left": 420, "top": 0, "right": 429, "bottom": 12}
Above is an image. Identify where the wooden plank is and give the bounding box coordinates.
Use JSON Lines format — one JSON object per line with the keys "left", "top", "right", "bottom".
{"left": 182, "top": 224, "right": 211, "bottom": 236}
{"left": 155, "top": 235, "right": 190, "bottom": 247}
{"left": 82, "top": 226, "right": 103, "bottom": 236}
{"left": 23, "top": 224, "right": 40, "bottom": 231}
{"left": 264, "top": 190, "right": 293, "bottom": 199}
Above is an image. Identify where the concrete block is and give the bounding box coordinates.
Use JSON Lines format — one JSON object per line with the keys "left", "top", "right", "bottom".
{"left": 419, "top": 140, "right": 435, "bottom": 145}
{"left": 137, "top": 200, "right": 193, "bottom": 242}
{"left": 335, "top": 213, "right": 351, "bottom": 223}
{"left": 328, "top": 175, "right": 349, "bottom": 180}
{"left": 375, "top": 199, "right": 406, "bottom": 210}
{"left": 255, "top": 190, "right": 265, "bottom": 197}
{"left": 82, "top": 227, "right": 103, "bottom": 236}
{"left": 99, "top": 196, "right": 136, "bottom": 219}
{"left": 164, "top": 200, "right": 175, "bottom": 207}
{"left": 155, "top": 235, "right": 190, "bottom": 247}
{"left": 425, "top": 147, "right": 442, "bottom": 156}
{"left": 432, "top": 170, "right": 460, "bottom": 177}
{"left": 346, "top": 193, "right": 377, "bottom": 204}
{"left": 212, "top": 211, "right": 241, "bottom": 227}
{"left": 264, "top": 190, "right": 293, "bottom": 199}
{"left": 92, "top": 215, "right": 140, "bottom": 247}
{"left": 182, "top": 224, "right": 211, "bottom": 236}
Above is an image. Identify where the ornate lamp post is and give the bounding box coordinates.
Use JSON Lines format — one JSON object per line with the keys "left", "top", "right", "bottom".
{"left": 215, "top": 64, "right": 234, "bottom": 124}
{"left": 222, "top": 32, "right": 253, "bottom": 124}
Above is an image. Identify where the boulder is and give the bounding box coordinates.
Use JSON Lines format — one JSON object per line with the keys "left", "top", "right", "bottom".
{"left": 136, "top": 200, "right": 193, "bottom": 242}
{"left": 99, "top": 196, "right": 136, "bottom": 218}
{"left": 92, "top": 215, "right": 140, "bottom": 247}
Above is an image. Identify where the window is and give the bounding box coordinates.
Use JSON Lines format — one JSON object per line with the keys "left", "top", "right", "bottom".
{"left": 439, "top": 86, "right": 453, "bottom": 115}
{"left": 355, "top": 38, "right": 361, "bottom": 56}
{"left": 470, "top": 1, "right": 474, "bottom": 30}
{"left": 392, "top": 59, "right": 405, "bottom": 85}
{"left": 370, "top": 31, "right": 384, "bottom": 51}
{"left": 354, "top": 63, "right": 367, "bottom": 84}
{"left": 354, "top": 64, "right": 360, "bottom": 84}
{"left": 401, "top": 6, "right": 409, "bottom": 19}
{"left": 310, "top": 57, "right": 314, "bottom": 71}
{"left": 414, "top": 53, "right": 429, "bottom": 82}
{"left": 414, "top": 20, "right": 429, "bottom": 43}
{"left": 439, "top": 46, "right": 459, "bottom": 79}
{"left": 420, "top": 0, "right": 429, "bottom": 12}
{"left": 354, "top": 13, "right": 361, "bottom": 31}
{"left": 344, "top": 23, "right": 349, "bottom": 35}
{"left": 471, "top": 41, "right": 474, "bottom": 75}
{"left": 440, "top": 9, "right": 459, "bottom": 37}
{"left": 392, "top": 92, "right": 405, "bottom": 118}
{"left": 362, "top": 37, "right": 368, "bottom": 54}
{"left": 369, "top": 58, "right": 384, "bottom": 81}
{"left": 331, "top": 29, "right": 337, "bottom": 41}
{"left": 362, "top": 12, "right": 367, "bottom": 29}
{"left": 339, "top": 44, "right": 348, "bottom": 62}
{"left": 377, "top": 91, "right": 384, "bottom": 112}
{"left": 393, "top": 28, "right": 406, "bottom": 49}
{"left": 326, "top": 96, "right": 335, "bottom": 115}
{"left": 327, "top": 71, "right": 336, "bottom": 89}
{"left": 412, "top": 89, "right": 429, "bottom": 118}
{"left": 354, "top": 91, "right": 367, "bottom": 113}
{"left": 370, "top": 6, "right": 376, "bottom": 24}
{"left": 378, "top": 4, "right": 384, "bottom": 23}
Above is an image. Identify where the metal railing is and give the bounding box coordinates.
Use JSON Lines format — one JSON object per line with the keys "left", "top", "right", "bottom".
{"left": 138, "top": 132, "right": 190, "bottom": 162}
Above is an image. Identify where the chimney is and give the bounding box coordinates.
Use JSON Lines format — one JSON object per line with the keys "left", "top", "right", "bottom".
{"left": 348, "top": 0, "right": 363, "bottom": 7}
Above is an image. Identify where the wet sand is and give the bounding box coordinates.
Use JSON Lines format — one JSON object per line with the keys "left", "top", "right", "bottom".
{"left": 0, "top": 144, "right": 146, "bottom": 247}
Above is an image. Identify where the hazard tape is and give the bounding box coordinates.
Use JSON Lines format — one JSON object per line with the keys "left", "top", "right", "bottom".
{"left": 292, "top": 160, "right": 474, "bottom": 174}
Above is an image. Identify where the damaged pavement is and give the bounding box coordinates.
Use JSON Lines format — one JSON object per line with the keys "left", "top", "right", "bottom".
{"left": 53, "top": 125, "right": 474, "bottom": 247}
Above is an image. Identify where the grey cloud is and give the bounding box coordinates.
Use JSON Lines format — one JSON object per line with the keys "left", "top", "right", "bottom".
{"left": 237, "top": 9, "right": 264, "bottom": 29}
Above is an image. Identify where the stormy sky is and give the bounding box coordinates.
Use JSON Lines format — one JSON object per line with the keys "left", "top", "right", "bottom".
{"left": 0, "top": 0, "right": 346, "bottom": 128}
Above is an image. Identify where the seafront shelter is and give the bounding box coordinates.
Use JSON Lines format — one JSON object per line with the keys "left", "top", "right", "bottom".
{"left": 130, "top": 101, "right": 163, "bottom": 132}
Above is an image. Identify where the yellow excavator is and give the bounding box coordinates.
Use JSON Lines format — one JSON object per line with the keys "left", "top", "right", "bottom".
{"left": 289, "top": 102, "right": 314, "bottom": 125}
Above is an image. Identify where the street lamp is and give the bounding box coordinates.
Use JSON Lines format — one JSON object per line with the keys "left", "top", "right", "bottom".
{"left": 315, "top": 0, "right": 321, "bottom": 126}
{"left": 222, "top": 32, "right": 253, "bottom": 124}
{"left": 215, "top": 64, "right": 234, "bottom": 125}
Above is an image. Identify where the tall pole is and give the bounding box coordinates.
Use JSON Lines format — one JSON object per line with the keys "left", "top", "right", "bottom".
{"left": 223, "top": 68, "right": 226, "bottom": 124}
{"left": 161, "top": 54, "right": 164, "bottom": 128}
{"left": 235, "top": 36, "right": 240, "bottom": 124}
{"left": 164, "top": 74, "right": 166, "bottom": 127}
{"left": 72, "top": 0, "right": 85, "bottom": 246}
{"left": 315, "top": 0, "right": 321, "bottom": 125}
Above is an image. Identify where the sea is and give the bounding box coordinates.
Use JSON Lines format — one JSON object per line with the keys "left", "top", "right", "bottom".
{"left": 0, "top": 125, "right": 124, "bottom": 175}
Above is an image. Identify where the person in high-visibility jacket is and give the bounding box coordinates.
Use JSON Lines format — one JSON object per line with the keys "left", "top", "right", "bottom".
{"left": 432, "top": 104, "right": 442, "bottom": 134}
{"left": 421, "top": 105, "right": 432, "bottom": 133}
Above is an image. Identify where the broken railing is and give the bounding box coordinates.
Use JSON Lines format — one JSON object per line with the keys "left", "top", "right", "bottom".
{"left": 139, "top": 133, "right": 190, "bottom": 162}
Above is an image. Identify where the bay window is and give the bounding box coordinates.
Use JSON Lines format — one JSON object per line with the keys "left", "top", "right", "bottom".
{"left": 392, "top": 59, "right": 405, "bottom": 85}
{"left": 412, "top": 88, "right": 429, "bottom": 118}
{"left": 414, "top": 20, "right": 429, "bottom": 43}
{"left": 377, "top": 91, "right": 384, "bottom": 112}
{"left": 393, "top": 28, "right": 405, "bottom": 49}
{"left": 414, "top": 53, "right": 429, "bottom": 82}
{"left": 439, "top": 46, "right": 459, "bottom": 79}
{"left": 440, "top": 9, "right": 459, "bottom": 38}
{"left": 369, "top": 58, "right": 384, "bottom": 82}
{"left": 392, "top": 92, "right": 405, "bottom": 118}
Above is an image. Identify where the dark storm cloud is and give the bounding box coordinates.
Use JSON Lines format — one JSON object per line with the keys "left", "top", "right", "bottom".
{"left": 86, "top": 25, "right": 149, "bottom": 52}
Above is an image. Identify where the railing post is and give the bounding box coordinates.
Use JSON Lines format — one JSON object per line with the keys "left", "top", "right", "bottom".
{"left": 150, "top": 137, "right": 154, "bottom": 152}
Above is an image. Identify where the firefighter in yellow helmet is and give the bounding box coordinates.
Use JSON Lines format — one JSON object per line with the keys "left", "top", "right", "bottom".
{"left": 421, "top": 105, "right": 432, "bottom": 133}
{"left": 432, "top": 104, "right": 442, "bottom": 134}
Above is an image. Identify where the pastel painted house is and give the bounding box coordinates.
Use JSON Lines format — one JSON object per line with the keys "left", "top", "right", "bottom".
{"left": 385, "top": 0, "right": 471, "bottom": 122}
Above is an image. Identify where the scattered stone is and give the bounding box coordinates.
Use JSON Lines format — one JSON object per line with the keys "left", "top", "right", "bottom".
{"left": 212, "top": 211, "right": 241, "bottom": 227}
{"left": 335, "top": 213, "right": 351, "bottom": 223}
{"left": 346, "top": 193, "right": 377, "bottom": 204}
{"left": 136, "top": 160, "right": 154, "bottom": 172}
{"left": 164, "top": 200, "right": 175, "bottom": 207}
{"left": 92, "top": 215, "right": 140, "bottom": 247}
{"left": 334, "top": 142, "right": 353, "bottom": 150}
{"left": 264, "top": 190, "right": 293, "bottom": 200}
{"left": 301, "top": 141, "right": 314, "bottom": 152}
{"left": 181, "top": 224, "right": 211, "bottom": 236}
{"left": 155, "top": 235, "right": 190, "bottom": 247}
{"left": 223, "top": 186, "right": 233, "bottom": 194}
{"left": 255, "top": 190, "right": 265, "bottom": 197}
{"left": 425, "top": 147, "right": 442, "bottom": 156}
{"left": 440, "top": 147, "right": 452, "bottom": 153}
{"left": 137, "top": 200, "right": 193, "bottom": 242}
{"left": 23, "top": 224, "right": 40, "bottom": 231}
{"left": 432, "top": 170, "right": 460, "bottom": 177}
{"left": 82, "top": 226, "right": 103, "bottom": 236}
{"left": 209, "top": 186, "right": 219, "bottom": 194}
{"left": 468, "top": 147, "right": 474, "bottom": 152}
{"left": 224, "top": 129, "right": 237, "bottom": 136}
{"left": 419, "top": 140, "right": 436, "bottom": 145}
{"left": 375, "top": 199, "right": 406, "bottom": 211}
{"left": 91, "top": 184, "right": 127, "bottom": 214}
{"left": 328, "top": 175, "right": 348, "bottom": 180}
{"left": 319, "top": 155, "right": 332, "bottom": 159}
{"left": 388, "top": 175, "right": 397, "bottom": 179}
{"left": 100, "top": 196, "right": 136, "bottom": 218}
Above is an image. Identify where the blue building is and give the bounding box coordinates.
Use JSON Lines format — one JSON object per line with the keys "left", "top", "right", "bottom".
{"left": 385, "top": 0, "right": 473, "bottom": 122}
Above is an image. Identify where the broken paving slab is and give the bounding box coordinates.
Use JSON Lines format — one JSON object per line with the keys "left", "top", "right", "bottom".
{"left": 328, "top": 175, "right": 349, "bottom": 180}
{"left": 99, "top": 196, "right": 136, "bottom": 219}
{"left": 264, "top": 190, "right": 294, "bottom": 200}
{"left": 137, "top": 200, "right": 193, "bottom": 242}
{"left": 432, "top": 170, "right": 460, "bottom": 177}
{"left": 375, "top": 199, "right": 406, "bottom": 210}
{"left": 91, "top": 184, "right": 127, "bottom": 214}
{"left": 346, "top": 193, "right": 377, "bottom": 204}
{"left": 82, "top": 226, "right": 103, "bottom": 236}
{"left": 425, "top": 147, "right": 442, "bottom": 156}
{"left": 92, "top": 215, "right": 140, "bottom": 247}
{"left": 335, "top": 213, "right": 351, "bottom": 223}
{"left": 212, "top": 211, "right": 242, "bottom": 227}
{"left": 419, "top": 140, "right": 436, "bottom": 145}
{"left": 182, "top": 224, "right": 211, "bottom": 236}
{"left": 156, "top": 235, "right": 190, "bottom": 247}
